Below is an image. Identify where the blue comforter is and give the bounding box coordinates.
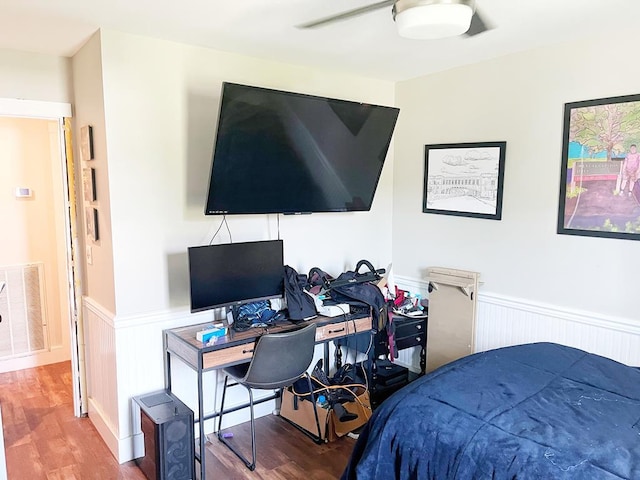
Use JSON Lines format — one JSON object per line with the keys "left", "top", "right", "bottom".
{"left": 342, "top": 343, "right": 640, "bottom": 479}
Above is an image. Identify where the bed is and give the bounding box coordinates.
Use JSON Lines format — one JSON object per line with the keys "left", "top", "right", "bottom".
{"left": 342, "top": 342, "right": 640, "bottom": 479}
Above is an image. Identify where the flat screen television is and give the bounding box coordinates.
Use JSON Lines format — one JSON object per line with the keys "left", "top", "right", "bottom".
{"left": 188, "top": 240, "right": 284, "bottom": 313}
{"left": 205, "top": 82, "right": 400, "bottom": 215}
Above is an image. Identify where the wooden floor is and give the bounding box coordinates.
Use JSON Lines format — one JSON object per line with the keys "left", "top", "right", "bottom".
{"left": 204, "top": 416, "right": 355, "bottom": 479}
{"left": 0, "top": 361, "right": 357, "bottom": 479}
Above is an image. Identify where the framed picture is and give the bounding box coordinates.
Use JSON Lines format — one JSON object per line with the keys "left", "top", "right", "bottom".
{"left": 85, "top": 207, "right": 99, "bottom": 242}
{"left": 80, "top": 125, "right": 94, "bottom": 161}
{"left": 558, "top": 93, "right": 640, "bottom": 240}
{"left": 423, "top": 141, "right": 506, "bottom": 220}
{"left": 82, "top": 167, "right": 96, "bottom": 202}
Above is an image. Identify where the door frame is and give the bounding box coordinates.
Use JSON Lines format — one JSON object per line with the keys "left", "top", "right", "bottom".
{"left": 0, "top": 98, "right": 86, "bottom": 416}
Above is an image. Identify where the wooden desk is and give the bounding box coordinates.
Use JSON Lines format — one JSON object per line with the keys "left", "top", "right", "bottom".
{"left": 163, "top": 314, "right": 371, "bottom": 479}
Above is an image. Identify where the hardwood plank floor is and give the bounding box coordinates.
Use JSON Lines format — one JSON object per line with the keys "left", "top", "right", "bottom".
{"left": 0, "top": 361, "right": 358, "bottom": 479}
{"left": 0, "top": 361, "right": 145, "bottom": 480}
{"left": 204, "top": 415, "right": 356, "bottom": 479}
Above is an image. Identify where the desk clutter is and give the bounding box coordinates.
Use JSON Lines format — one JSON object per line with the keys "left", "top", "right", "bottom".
{"left": 191, "top": 259, "right": 389, "bottom": 339}
{"left": 225, "top": 259, "right": 387, "bottom": 335}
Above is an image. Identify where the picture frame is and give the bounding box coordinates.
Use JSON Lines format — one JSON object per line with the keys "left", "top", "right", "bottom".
{"left": 558, "top": 93, "right": 640, "bottom": 241}
{"left": 423, "top": 141, "right": 506, "bottom": 220}
{"left": 85, "top": 207, "right": 99, "bottom": 242}
{"left": 82, "top": 167, "right": 97, "bottom": 202}
{"left": 80, "top": 125, "right": 94, "bottom": 161}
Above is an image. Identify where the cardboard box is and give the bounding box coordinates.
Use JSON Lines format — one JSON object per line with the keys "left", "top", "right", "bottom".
{"left": 280, "top": 385, "right": 371, "bottom": 442}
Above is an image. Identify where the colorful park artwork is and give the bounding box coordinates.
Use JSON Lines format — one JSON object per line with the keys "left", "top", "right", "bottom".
{"left": 558, "top": 94, "right": 640, "bottom": 240}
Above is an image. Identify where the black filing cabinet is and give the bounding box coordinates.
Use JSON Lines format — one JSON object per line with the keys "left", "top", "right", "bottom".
{"left": 133, "top": 390, "right": 195, "bottom": 480}
{"left": 392, "top": 315, "right": 427, "bottom": 374}
{"left": 363, "top": 314, "right": 428, "bottom": 407}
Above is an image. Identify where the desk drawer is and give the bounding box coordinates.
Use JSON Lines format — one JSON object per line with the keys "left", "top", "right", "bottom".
{"left": 203, "top": 343, "right": 254, "bottom": 370}
{"left": 316, "top": 317, "right": 370, "bottom": 342}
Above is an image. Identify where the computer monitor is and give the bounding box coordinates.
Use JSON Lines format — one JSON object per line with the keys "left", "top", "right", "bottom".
{"left": 187, "top": 240, "right": 284, "bottom": 314}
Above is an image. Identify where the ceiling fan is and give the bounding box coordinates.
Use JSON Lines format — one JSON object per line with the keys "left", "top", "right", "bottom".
{"left": 297, "top": 0, "right": 490, "bottom": 40}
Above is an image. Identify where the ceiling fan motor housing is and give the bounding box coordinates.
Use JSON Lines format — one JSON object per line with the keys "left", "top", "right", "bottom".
{"left": 393, "top": 0, "right": 476, "bottom": 39}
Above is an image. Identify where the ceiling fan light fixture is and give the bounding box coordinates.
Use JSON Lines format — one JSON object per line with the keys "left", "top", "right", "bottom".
{"left": 395, "top": 1, "right": 474, "bottom": 40}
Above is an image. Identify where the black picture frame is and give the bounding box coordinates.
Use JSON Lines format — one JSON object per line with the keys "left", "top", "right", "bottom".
{"left": 423, "top": 141, "right": 506, "bottom": 220}
{"left": 80, "top": 125, "right": 94, "bottom": 161}
{"left": 558, "top": 93, "right": 640, "bottom": 240}
{"left": 82, "top": 167, "right": 97, "bottom": 202}
{"left": 86, "top": 207, "right": 99, "bottom": 242}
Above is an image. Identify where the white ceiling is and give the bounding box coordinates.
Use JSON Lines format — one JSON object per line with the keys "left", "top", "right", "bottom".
{"left": 0, "top": 0, "right": 637, "bottom": 81}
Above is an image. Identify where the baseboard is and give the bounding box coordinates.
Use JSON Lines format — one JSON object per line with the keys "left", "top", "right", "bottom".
{"left": 87, "top": 397, "right": 123, "bottom": 462}
{"left": 0, "top": 346, "right": 70, "bottom": 374}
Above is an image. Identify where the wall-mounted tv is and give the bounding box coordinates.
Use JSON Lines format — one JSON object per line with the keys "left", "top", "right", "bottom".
{"left": 188, "top": 240, "right": 284, "bottom": 313}
{"left": 205, "top": 83, "right": 400, "bottom": 215}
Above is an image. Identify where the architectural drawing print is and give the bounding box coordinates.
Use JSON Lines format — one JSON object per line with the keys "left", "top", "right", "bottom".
{"left": 423, "top": 142, "right": 506, "bottom": 220}
{"left": 558, "top": 94, "right": 640, "bottom": 241}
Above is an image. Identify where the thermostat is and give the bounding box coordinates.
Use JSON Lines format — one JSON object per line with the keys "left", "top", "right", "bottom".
{"left": 15, "top": 187, "right": 32, "bottom": 198}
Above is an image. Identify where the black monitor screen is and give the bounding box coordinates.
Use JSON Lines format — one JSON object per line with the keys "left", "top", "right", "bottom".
{"left": 188, "top": 240, "right": 284, "bottom": 313}
{"left": 205, "top": 82, "right": 400, "bottom": 214}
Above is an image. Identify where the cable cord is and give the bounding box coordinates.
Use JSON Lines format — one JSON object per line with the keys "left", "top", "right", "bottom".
{"left": 209, "top": 215, "right": 232, "bottom": 245}
{"left": 290, "top": 376, "right": 372, "bottom": 415}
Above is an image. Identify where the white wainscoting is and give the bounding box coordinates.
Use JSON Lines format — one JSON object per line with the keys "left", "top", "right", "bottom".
{"left": 476, "top": 292, "right": 640, "bottom": 367}
{"left": 394, "top": 275, "right": 640, "bottom": 369}
{"left": 84, "top": 282, "right": 640, "bottom": 462}
{"left": 83, "top": 298, "right": 120, "bottom": 459}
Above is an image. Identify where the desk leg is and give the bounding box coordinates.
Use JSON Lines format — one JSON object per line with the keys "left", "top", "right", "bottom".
{"left": 163, "top": 332, "right": 171, "bottom": 391}
{"left": 323, "top": 343, "right": 330, "bottom": 376}
{"left": 198, "top": 360, "right": 206, "bottom": 480}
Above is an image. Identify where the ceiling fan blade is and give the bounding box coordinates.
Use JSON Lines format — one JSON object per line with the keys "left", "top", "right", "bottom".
{"left": 297, "top": 0, "right": 395, "bottom": 29}
{"left": 465, "top": 8, "right": 490, "bottom": 36}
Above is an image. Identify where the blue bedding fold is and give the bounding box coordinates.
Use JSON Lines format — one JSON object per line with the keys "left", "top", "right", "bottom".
{"left": 342, "top": 343, "right": 640, "bottom": 479}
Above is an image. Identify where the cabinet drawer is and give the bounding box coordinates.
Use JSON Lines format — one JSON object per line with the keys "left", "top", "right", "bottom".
{"left": 396, "top": 334, "right": 425, "bottom": 350}
{"left": 316, "top": 317, "right": 370, "bottom": 342}
{"left": 395, "top": 318, "right": 427, "bottom": 339}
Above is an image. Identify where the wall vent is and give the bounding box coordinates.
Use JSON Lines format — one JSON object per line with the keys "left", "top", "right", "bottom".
{"left": 0, "top": 263, "right": 49, "bottom": 359}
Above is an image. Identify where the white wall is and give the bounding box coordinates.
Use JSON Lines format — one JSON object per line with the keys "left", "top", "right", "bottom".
{"left": 97, "top": 29, "right": 396, "bottom": 318}
{"left": 393, "top": 27, "right": 640, "bottom": 322}
{"left": 0, "top": 48, "right": 72, "bottom": 103}
{"left": 71, "top": 32, "right": 116, "bottom": 313}
{"left": 76, "top": 29, "right": 396, "bottom": 462}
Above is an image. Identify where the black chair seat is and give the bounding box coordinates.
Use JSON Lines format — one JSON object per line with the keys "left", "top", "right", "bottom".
{"left": 223, "top": 363, "right": 249, "bottom": 381}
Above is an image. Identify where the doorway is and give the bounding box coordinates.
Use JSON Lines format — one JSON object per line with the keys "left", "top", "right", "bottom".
{"left": 0, "top": 99, "right": 84, "bottom": 416}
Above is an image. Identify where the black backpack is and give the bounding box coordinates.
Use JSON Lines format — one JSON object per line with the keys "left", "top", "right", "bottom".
{"left": 330, "top": 260, "right": 386, "bottom": 327}
{"left": 284, "top": 265, "right": 317, "bottom": 321}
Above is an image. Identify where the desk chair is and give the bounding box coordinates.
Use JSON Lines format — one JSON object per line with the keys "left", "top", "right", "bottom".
{"left": 217, "top": 322, "right": 318, "bottom": 471}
